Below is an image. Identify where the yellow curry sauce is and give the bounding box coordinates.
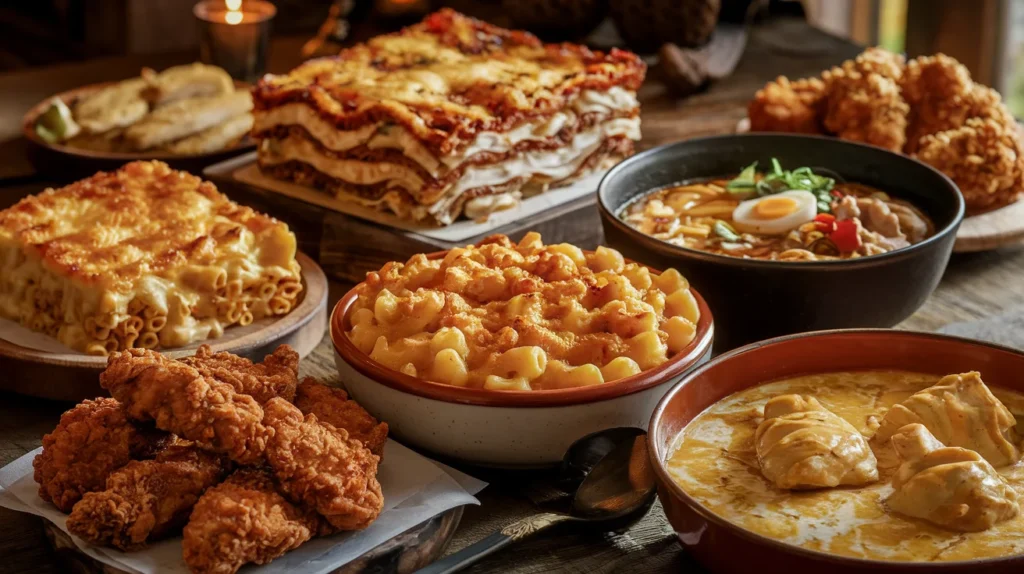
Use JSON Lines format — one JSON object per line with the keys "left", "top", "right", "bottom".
{"left": 667, "top": 371, "right": 1024, "bottom": 562}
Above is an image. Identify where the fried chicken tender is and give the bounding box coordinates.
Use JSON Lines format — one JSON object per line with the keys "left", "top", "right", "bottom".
{"left": 847, "top": 46, "right": 905, "bottom": 81}
{"left": 66, "top": 445, "right": 228, "bottom": 551}
{"left": 915, "top": 118, "right": 1024, "bottom": 212}
{"left": 179, "top": 344, "right": 299, "bottom": 404}
{"left": 101, "top": 348, "right": 271, "bottom": 465}
{"left": 823, "top": 64, "right": 909, "bottom": 152}
{"left": 262, "top": 398, "right": 384, "bottom": 531}
{"left": 33, "top": 397, "right": 170, "bottom": 512}
{"left": 748, "top": 76, "right": 826, "bottom": 134}
{"left": 293, "top": 378, "right": 388, "bottom": 456}
{"left": 183, "top": 468, "right": 318, "bottom": 574}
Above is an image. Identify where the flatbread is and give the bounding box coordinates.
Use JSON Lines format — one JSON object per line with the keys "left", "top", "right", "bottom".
{"left": 163, "top": 113, "right": 253, "bottom": 155}
{"left": 142, "top": 63, "right": 234, "bottom": 106}
{"left": 125, "top": 90, "right": 253, "bottom": 150}
{"left": 73, "top": 78, "right": 148, "bottom": 133}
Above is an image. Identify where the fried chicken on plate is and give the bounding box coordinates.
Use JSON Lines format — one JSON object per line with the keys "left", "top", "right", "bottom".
{"left": 66, "top": 444, "right": 229, "bottom": 550}
{"left": 915, "top": 118, "right": 1024, "bottom": 212}
{"left": 33, "top": 397, "right": 170, "bottom": 512}
{"left": 294, "top": 378, "right": 389, "bottom": 456}
{"left": 101, "top": 348, "right": 271, "bottom": 465}
{"left": 822, "top": 61, "right": 908, "bottom": 152}
{"left": 262, "top": 398, "right": 384, "bottom": 532}
{"left": 183, "top": 468, "right": 318, "bottom": 574}
{"left": 748, "top": 76, "right": 826, "bottom": 134}
{"left": 180, "top": 344, "right": 299, "bottom": 404}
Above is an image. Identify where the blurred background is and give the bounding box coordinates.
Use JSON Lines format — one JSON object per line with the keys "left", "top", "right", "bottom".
{"left": 1, "top": 0, "right": 1022, "bottom": 116}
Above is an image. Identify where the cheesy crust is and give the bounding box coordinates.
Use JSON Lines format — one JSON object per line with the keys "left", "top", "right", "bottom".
{"left": 252, "top": 9, "right": 645, "bottom": 225}
{"left": 0, "top": 161, "right": 303, "bottom": 355}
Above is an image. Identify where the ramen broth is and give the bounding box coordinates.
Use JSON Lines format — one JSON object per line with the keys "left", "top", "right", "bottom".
{"left": 621, "top": 170, "right": 935, "bottom": 261}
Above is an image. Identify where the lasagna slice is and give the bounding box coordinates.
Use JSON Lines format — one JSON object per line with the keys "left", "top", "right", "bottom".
{"left": 0, "top": 161, "right": 302, "bottom": 355}
{"left": 252, "top": 9, "right": 646, "bottom": 225}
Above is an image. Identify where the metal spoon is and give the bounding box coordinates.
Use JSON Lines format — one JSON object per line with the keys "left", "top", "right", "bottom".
{"left": 415, "top": 428, "right": 657, "bottom": 574}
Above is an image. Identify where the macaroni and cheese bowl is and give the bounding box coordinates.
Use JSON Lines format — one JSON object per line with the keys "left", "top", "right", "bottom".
{"left": 330, "top": 233, "right": 714, "bottom": 467}
{"left": 598, "top": 134, "right": 964, "bottom": 351}
{"left": 649, "top": 329, "right": 1024, "bottom": 574}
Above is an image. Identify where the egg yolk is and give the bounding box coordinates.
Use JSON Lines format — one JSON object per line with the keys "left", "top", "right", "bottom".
{"left": 753, "top": 196, "right": 799, "bottom": 219}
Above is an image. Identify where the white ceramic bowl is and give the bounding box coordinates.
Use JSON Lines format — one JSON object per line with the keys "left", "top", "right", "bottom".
{"left": 330, "top": 255, "right": 715, "bottom": 468}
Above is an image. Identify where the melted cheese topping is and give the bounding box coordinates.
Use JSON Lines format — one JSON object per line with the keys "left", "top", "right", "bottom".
{"left": 253, "top": 9, "right": 646, "bottom": 154}
{"left": 0, "top": 161, "right": 302, "bottom": 354}
{"left": 667, "top": 371, "right": 1024, "bottom": 563}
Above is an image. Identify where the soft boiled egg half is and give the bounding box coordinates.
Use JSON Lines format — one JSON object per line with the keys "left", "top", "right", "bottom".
{"left": 731, "top": 190, "right": 817, "bottom": 235}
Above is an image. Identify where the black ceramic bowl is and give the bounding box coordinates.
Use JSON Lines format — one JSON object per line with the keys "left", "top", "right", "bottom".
{"left": 598, "top": 134, "right": 965, "bottom": 351}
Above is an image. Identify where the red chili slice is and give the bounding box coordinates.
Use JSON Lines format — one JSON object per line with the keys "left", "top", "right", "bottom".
{"left": 830, "top": 219, "right": 861, "bottom": 253}
{"left": 814, "top": 213, "right": 836, "bottom": 233}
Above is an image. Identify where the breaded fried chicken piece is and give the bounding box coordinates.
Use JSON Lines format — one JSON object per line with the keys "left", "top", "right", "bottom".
{"left": 33, "top": 397, "right": 170, "bottom": 512}
{"left": 262, "top": 398, "right": 384, "bottom": 531}
{"left": 748, "top": 76, "right": 826, "bottom": 134}
{"left": 898, "top": 54, "right": 1016, "bottom": 153}
{"left": 66, "top": 445, "right": 228, "bottom": 551}
{"left": 847, "top": 46, "right": 905, "bottom": 81}
{"left": 293, "top": 378, "right": 388, "bottom": 456}
{"left": 101, "top": 348, "right": 271, "bottom": 465}
{"left": 179, "top": 344, "right": 299, "bottom": 404}
{"left": 914, "top": 118, "right": 1024, "bottom": 212}
{"left": 823, "top": 64, "right": 909, "bottom": 152}
{"left": 183, "top": 468, "right": 318, "bottom": 574}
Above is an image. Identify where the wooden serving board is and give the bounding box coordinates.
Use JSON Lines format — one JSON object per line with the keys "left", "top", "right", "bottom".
{"left": 43, "top": 506, "right": 463, "bottom": 574}
{"left": 0, "top": 252, "right": 328, "bottom": 402}
{"left": 735, "top": 117, "right": 1024, "bottom": 253}
{"left": 204, "top": 155, "right": 607, "bottom": 283}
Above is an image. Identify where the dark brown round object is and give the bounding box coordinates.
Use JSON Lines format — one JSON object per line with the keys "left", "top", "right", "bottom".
{"left": 610, "top": 0, "right": 721, "bottom": 53}
{"left": 657, "top": 43, "right": 708, "bottom": 96}
{"left": 503, "top": 0, "right": 610, "bottom": 41}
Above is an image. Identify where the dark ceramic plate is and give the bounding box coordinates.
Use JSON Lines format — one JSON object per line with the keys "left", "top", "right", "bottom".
{"left": 22, "top": 81, "right": 255, "bottom": 176}
{"left": 598, "top": 133, "right": 965, "bottom": 351}
{"left": 649, "top": 329, "right": 1024, "bottom": 574}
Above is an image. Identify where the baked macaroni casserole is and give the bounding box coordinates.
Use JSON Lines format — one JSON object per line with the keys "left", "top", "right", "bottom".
{"left": 0, "top": 161, "right": 302, "bottom": 355}
{"left": 252, "top": 9, "right": 645, "bottom": 225}
{"left": 347, "top": 233, "right": 700, "bottom": 390}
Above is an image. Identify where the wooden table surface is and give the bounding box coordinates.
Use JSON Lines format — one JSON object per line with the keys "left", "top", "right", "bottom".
{"left": 3, "top": 16, "right": 1024, "bottom": 574}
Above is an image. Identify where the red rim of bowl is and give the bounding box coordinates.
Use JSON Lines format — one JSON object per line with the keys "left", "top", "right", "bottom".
{"left": 648, "top": 328, "right": 1024, "bottom": 569}
{"left": 330, "top": 250, "right": 715, "bottom": 408}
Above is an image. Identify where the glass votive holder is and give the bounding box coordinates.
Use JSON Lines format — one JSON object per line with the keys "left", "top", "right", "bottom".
{"left": 194, "top": 0, "right": 276, "bottom": 83}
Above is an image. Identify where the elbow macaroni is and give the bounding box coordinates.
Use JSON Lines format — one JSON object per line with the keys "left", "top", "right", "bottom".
{"left": 347, "top": 233, "right": 702, "bottom": 391}
{"left": 0, "top": 161, "right": 304, "bottom": 356}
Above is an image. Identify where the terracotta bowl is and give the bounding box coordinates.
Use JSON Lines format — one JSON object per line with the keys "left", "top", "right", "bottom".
{"left": 648, "top": 329, "right": 1024, "bottom": 574}
{"left": 331, "top": 251, "right": 715, "bottom": 468}
{"left": 598, "top": 134, "right": 965, "bottom": 352}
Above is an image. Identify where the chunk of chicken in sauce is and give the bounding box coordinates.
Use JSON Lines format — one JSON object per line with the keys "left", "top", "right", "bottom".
{"left": 887, "top": 423, "right": 1020, "bottom": 532}
{"left": 832, "top": 193, "right": 931, "bottom": 256}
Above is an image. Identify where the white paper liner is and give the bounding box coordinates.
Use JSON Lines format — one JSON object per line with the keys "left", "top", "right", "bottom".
{"left": 224, "top": 156, "right": 605, "bottom": 243}
{"left": 0, "top": 441, "right": 485, "bottom": 574}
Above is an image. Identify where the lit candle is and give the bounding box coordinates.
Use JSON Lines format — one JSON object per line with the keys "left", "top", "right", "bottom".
{"left": 194, "top": 0, "right": 276, "bottom": 82}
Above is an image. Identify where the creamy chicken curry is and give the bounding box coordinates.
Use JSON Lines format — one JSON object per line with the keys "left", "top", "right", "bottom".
{"left": 667, "top": 371, "right": 1024, "bottom": 562}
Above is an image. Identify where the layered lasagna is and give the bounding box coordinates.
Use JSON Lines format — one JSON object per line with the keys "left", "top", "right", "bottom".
{"left": 252, "top": 9, "right": 646, "bottom": 225}
{"left": 0, "top": 161, "right": 302, "bottom": 355}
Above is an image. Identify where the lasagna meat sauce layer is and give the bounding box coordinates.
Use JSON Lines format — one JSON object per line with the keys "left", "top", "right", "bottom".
{"left": 252, "top": 8, "right": 646, "bottom": 225}
{"left": 0, "top": 161, "right": 303, "bottom": 355}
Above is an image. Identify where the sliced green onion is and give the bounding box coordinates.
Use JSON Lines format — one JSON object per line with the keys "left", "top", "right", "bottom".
{"left": 726, "top": 161, "right": 758, "bottom": 192}
{"left": 713, "top": 220, "right": 741, "bottom": 242}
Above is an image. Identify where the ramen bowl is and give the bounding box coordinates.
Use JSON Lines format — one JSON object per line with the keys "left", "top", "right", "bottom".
{"left": 331, "top": 250, "right": 715, "bottom": 468}
{"left": 598, "top": 134, "right": 964, "bottom": 351}
{"left": 649, "top": 329, "right": 1024, "bottom": 574}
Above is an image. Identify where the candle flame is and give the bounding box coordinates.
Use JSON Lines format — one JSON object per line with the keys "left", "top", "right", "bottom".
{"left": 225, "top": 0, "right": 243, "bottom": 24}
